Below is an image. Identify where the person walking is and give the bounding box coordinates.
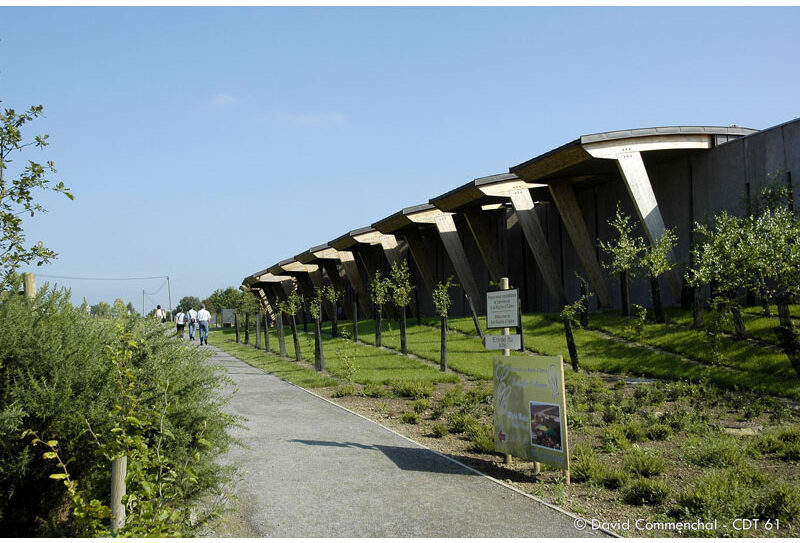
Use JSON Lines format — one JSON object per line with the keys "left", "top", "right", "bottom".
{"left": 197, "top": 304, "right": 211, "bottom": 345}
{"left": 155, "top": 304, "right": 167, "bottom": 323}
{"left": 187, "top": 306, "right": 198, "bottom": 341}
{"left": 175, "top": 309, "right": 186, "bottom": 340}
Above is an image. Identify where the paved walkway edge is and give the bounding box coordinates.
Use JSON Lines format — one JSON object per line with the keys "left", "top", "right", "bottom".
{"left": 220, "top": 346, "right": 619, "bottom": 538}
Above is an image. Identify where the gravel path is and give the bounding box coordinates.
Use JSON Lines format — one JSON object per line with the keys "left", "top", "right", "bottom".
{"left": 205, "top": 345, "right": 608, "bottom": 538}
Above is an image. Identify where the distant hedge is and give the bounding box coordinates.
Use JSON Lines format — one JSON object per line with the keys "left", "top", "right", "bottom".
{"left": 0, "top": 284, "right": 239, "bottom": 536}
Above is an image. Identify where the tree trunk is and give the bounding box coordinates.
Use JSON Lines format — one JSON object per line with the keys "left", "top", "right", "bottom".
{"left": 466, "top": 293, "right": 484, "bottom": 339}
{"left": 579, "top": 283, "right": 589, "bottom": 328}
{"left": 650, "top": 274, "right": 665, "bottom": 323}
{"left": 314, "top": 317, "right": 325, "bottom": 371}
{"left": 290, "top": 315, "right": 301, "bottom": 361}
{"left": 264, "top": 315, "right": 270, "bottom": 352}
{"left": 440, "top": 315, "right": 448, "bottom": 372}
{"left": 620, "top": 271, "right": 630, "bottom": 316}
{"left": 234, "top": 312, "right": 240, "bottom": 343}
{"left": 376, "top": 305, "right": 383, "bottom": 347}
{"left": 563, "top": 314, "right": 580, "bottom": 372}
{"left": 775, "top": 297, "right": 800, "bottom": 378}
{"left": 731, "top": 301, "right": 747, "bottom": 339}
{"left": 400, "top": 306, "right": 407, "bottom": 355}
{"left": 244, "top": 312, "right": 250, "bottom": 345}
{"left": 352, "top": 299, "right": 359, "bottom": 343}
{"left": 759, "top": 272, "right": 772, "bottom": 317}
{"left": 255, "top": 312, "right": 261, "bottom": 349}
{"left": 302, "top": 302, "right": 308, "bottom": 333}
{"left": 693, "top": 285, "right": 705, "bottom": 328}
{"left": 277, "top": 314, "right": 286, "bottom": 357}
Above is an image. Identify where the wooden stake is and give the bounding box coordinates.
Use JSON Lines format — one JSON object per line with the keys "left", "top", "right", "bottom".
{"left": 110, "top": 455, "right": 127, "bottom": 534}
{"left": 22, "top": 272, "right": 36, "bottom": 299}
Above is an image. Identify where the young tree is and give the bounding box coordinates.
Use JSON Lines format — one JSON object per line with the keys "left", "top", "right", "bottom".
{"left": 111, "top": 298, "right": 128, "bottom": 319}
{"left": 322, "top": 285, "right": 343, "bottom": 338}
{"left": 432, "top": 277, "right": 457, "bottom": 372}
{"left": 278, "top": 287, "right": 303, "bottom": 361}
{"left": 390, "top": 259, "right": 414, "bottom": 355}
{"left": 177, "top": 295, "right": 202, "bottom": 312}
{"left": 370, "top": 272, "right": 392, "bottom": 348}
{"left": 640, "top": 228, "right": 678, "bottom": 324}
{"left": 0, "top": 103, "right": 73, "bottom": 283}
{"left": 598, "top": 204, "right": 645, "bottom": 316}
{"left": 309, "top": 288, "right": 325, "bottom": 371}
{"left": 560, "top": 298, "right": 585, "bottom": 373}
{"left": 91, "top": 301, "right": 111, "bottom": 318}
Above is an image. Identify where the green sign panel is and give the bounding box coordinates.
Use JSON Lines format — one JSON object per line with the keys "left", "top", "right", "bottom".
{"left": 493, "top": 355, "right": 569, "bottom": 470}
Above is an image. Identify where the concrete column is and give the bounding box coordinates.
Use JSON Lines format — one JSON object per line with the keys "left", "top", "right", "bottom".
{"left": 339, "top": 251, "right": 373, "bottom": 318}
{"left": 464, "top": 209, "right": 506, "bottom": 283}
{"left": 508, "top": 189, "right": 567, "bottom": 307}
{"left": 615, "top": 151, "right": 682, "bottom": 302}
{"left": 433, "top": 214, "right": 485, "bottom": 314}
{"left": 549, "top": 182, "right": 613, "bottom": 307}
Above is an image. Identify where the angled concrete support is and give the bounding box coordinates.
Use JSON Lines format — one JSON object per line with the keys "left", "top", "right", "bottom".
{"left": 464, "top": 209, "right": 506, "bottom": 283}
{"left": 549, "top": 182, "right": 613, "bottom": 307}
{"left": 508, "top": 189, "right": 567, "bottom": 307}
{"left": 320, "top": 260, "right": 351, "bottom": 319}
{"left": 614, "top": 151, "right": 682, "bottom": 302}
{"left": 403, "top": 228, "right": 438, "bottom": 295}
{"left": 339, "top": 251, "right": 372, "bottom": 318}
{"left": 433, "top": 214, "right": 485, "bottom": 314}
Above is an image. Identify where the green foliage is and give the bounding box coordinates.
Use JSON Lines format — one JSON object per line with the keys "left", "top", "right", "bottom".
{"left": 0, "top": 285, "right": 237, "bottom": 536}
{"left": 623, "top": 448, "right": 666, "bottom": 477}
{"left": 176, "top": 295, "right": 201, "bottom": 312}
{"left": 432, "top": 276, "right": 457, "bottom": 318}
{"left": 332, "top": 384, "right": 357, "bottom": 398}
{"left": 390, "top": 380, "right": 434, "bottom": 399}
{"left": 626, "top": 304, "right": 648, "bottom": 338}
{"left": 560, "top": 296, "right": 586, "bottom": 328}
{"left": 641, "top": 228, "right": 678, "bottom": 278}
{"left": 598, "top": 203, "right": 645, "bottom": 276}
{"left": 430, "top": 423, "right": 449, "bottom": 438}
{"left": 203, "top": 287, "right": 258, "bottom": 316}
{"left": 676, "top": 464, "right": 767, "bottom": 527}
{"left": 309, "top": 288, "right": 323, "bottom": 320}
{"left": 0, "top": 103, "right": 74, "bottom": 282}
{"left": 689, "top": 434, "right": 746, "bottom": 468}
{"left": 369, "top": 271, "right": 392, "bottom": 307}
{"left": 322, "top": 285, "right": 342, "bottom": 306}
{"left": 389, "top": 259, "right": 414, "bottom": 308}
{"left": 277, "top": 287, "right": 302, "bottom": 317}
{"left": 401, "top": 411, "right": 420, "bottom": 424}
{"left": 466, "top": 423, "right": 495, "bottom": 454}
{"left": 361, "top": 383, "right": 390, "bottom": 398}
{"left": 413, "top": 398, "right": 431, "bottom": 413}
{"left": 446, "top": 412, "right": 478, "bottom": 434}
{"left": 570, "top": 443, "right": 602, "bottom": 483}
{"left": 601, "top": 424, "right": 631, "bottom": 452}
{"left": 91, "top": 300, "right": 111, "bottom": 317}
{"left": 757, "top": 483, "right": 800, "bottom": 521}
{"left": 623, "top": 478, "right": 670, "bottom": 506}
{"left": 645, "top": 423, "right": 672, "bottom": 441}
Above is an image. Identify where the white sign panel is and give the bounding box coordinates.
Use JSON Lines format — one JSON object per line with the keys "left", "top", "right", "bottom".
{"left": 483, "top": 334, "right": 521, "bottom": 351}
{"left": 487, "top": 289, "right": 519, "bottom": 329}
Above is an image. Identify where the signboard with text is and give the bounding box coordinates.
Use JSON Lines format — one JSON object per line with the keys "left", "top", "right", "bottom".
{"left": 483, "top": 334, "right": 521, "bottom": 351}
{"left": 493, "top": 355, "right": 569, "bottom": 470}
{"left": 486, "top": 289, "right": 519, "bottom": 329}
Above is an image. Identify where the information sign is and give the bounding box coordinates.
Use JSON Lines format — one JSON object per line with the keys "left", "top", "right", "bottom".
{"left": 493, "top": 355, "right": 569, "bottom": 470}
{"left": 486, "top": 289, "right": 519, "bottom": 329}
{"left": 483, "top": 334, "right": 521, "bottom": 351}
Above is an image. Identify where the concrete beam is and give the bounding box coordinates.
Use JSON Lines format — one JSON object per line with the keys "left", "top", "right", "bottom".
{"left": 339, "top": 250, "right": 373, "bottom": 318}
{"left": 402, "top": 228, "right": 438, "bottom": 295}
{"left": 549, "top": 181, "right": 613, "bottom": 307}
{"left": 508, "top": 189, "right": 568, "bottom": 307}
{"left": 464, "top": 209, "right": 506, "bottom": 283}
{"left": 433, "top": 214, "right": 485, "bottom": 314}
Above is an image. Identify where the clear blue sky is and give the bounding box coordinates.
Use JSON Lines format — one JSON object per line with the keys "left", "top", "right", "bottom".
{"left": 1, "top": 7, "right": 798, "bottom": 312}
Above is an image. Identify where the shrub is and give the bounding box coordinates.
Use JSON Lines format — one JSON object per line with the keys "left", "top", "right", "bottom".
{"left": 413, "top": 398, "right": 431, "bottom": 414}
{"left": 440, "top": 385, "right": 465, "bottom": 407}
{"left": 602, "top": 404, "right": 623, "bottom": 425}
{"left": 361, "top": 383, "right": 390, "bottom": 398}
{"left": 446, "top": 412, "right": 478, "bottom": 434}
{"left": 601, "top": 424, "right": 631, "bottom": 452}
{"left": 597, "top": 467, "right": 629, "bottom": 490}
{"left": 0, "top": 287, "right": 236, "bottom": 536}
{"left": 690, "top": 435, "right": 745, "bottom": 467}
{"left": 401, "top": 411, "right": 420, "bottom": 424}
{"left": 753, "top": 432, "right": 784, "bottom": 455}
{"left": 429, "top": 404, "right": 445, "bottom": 420}
{"left": 623, "top": 448, "right": 666, "bottom": 477}
{"left": 757, "top": 483, "right": 800, "bottom": 521}
{"left": 613, "top": 380, "right": 626, "bottom": 390}
{"left": 621, "top": 421, "right": 647, "bottom": 442}
{"left": 332, "top": 384, "right": 357, "bottom": 397}
{"left": 779, "top": 441, "right": 800, "bottom": 462}
{"left": 466, "top": 423, "right": 495, "bottom": 453}
{"left": 431, "top": 423, "right": 448, "bottom": 438}
{"left": 623, "top": 478, "right": 670, "bottom": 506}
{"left": 391, "top": 380, "right": 434, "bottom": 399}
{"left": 677, "top": 464, "right": 767, "bottom": 521}
{"left": 570, "top": 443, "right": 602, "bottom": 484}
{"left": 645, "top": 423, "right": 672, "bottom": 441}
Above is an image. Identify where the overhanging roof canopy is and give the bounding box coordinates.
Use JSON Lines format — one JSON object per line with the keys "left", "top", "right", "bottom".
{"left": 372, "top": 203, "right": 437, "bottom": 234}
{"left": 510, "top": 125, "right": 757, "bottom": 185}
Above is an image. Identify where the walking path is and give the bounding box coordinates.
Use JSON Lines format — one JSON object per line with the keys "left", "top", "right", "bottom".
{"left": 205, "top": 345, "right": 607, "bottom": 538}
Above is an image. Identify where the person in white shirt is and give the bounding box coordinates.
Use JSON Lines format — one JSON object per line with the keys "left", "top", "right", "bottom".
{"left": 155, "top": 305, "right": 167, "bottom": 323}
{"left": 187, "top": 307, "right": 198, "bottom": 341}
{"left": 196, "top": 305, "right": 212, "bottom": 345}
{"left": 175, "top": 309, "right": 186, "bottom": 340}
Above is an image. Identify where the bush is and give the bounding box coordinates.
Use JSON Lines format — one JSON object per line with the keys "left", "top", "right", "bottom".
{"left": 779, "top": 441, "right": 800, "bottom": 462}
{"left": 597, "top": 467, "right": 629, "bottom": 490}
{"left": 431, "top": 423, "right": 448, "bottom": 438}
{"left": 332, "top": 384, "right": 357, "bottom": 397}
{"left": 391, "top": 380, "right": 434, "bottom": 399}
{"left": 0, "top": 287, "right": 236, "bottom": 536}
{"left": 361, "top": 383, "right": 390, "bottom": 398}
{"left": 446, "top": 412, "right": 478, "bottom": 434}
{"left": 621, "top": 421, "right": 647, "bottom": 442}
{"left": 623, "top": 448, "right": 665, "bottom": 478}
{"left": 401, "top": 411, "right": 420, "bottom": 424}
{"left": 430, "top": 404, "right": 445, "bottom": 420}
{"left": 623, "top": 478, "right": 670, "bottom": 506}
{"left": 570, "top": 443, "right": 602, "bottom": 484}
{"left": 645, "top": 423, "right": 672, "bottom": 441}
{"left": 440, "top": 385, "right": 465, "bottom": 407}
{"left": 690, "top": 435, "right": 745, "bottom": 467}
{"left": 466, "top": 423, "right": 495, "bottom": 453}
{"left": 757, "top": 483, "right": 800, "bottom": 521}
{"left": 601, "top": 424, "right": 631, "bottom": 452}
{"left": 677, "top": 464, "right": 767, "bottom": 521}
{"left": 602, "top": 404, "right": 622, "bottom": 425}
{"left": 413, "top": 398, "right": 431, "bottom": 414}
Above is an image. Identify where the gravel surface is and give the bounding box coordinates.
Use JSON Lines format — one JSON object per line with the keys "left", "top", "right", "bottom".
{"left": 205, "top": 346, "right": 608, "bottom": 538}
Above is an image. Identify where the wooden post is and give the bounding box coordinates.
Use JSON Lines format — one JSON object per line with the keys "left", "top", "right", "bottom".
{"left": 234, "top": 312, "right": 240, "bottom": 343}
{"left": 440, "top": 315, "right": 448, "bottom": 372}
{"left": 110, "top": 455, "right": 127, "bottom": 535}
{"left": 264, "top": 315, "right": 270, "bottom": 352}
{"left": 466, "top": 293, "right": 484, "bottom": 339}
{"left": 244, "top": 312, "right": 250, "bottom": 344}
{"left": 255, "top": 312, "right": 261, "bottom": 349}
{"left": 22, "top": 272, "right": 36, "bottom": 299}
{"left": 500, "top": 277, "right": 513, "bottom": 465}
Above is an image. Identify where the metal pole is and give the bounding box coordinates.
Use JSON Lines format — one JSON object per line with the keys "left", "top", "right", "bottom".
{"left": 166, "top": 275, "right": 172, "bottom": 321}
{"left": 142, "top": 289, "right": 145, "bottom": 317}
{"left": 501, "top": 277, "right": 512, "bottom": 465}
